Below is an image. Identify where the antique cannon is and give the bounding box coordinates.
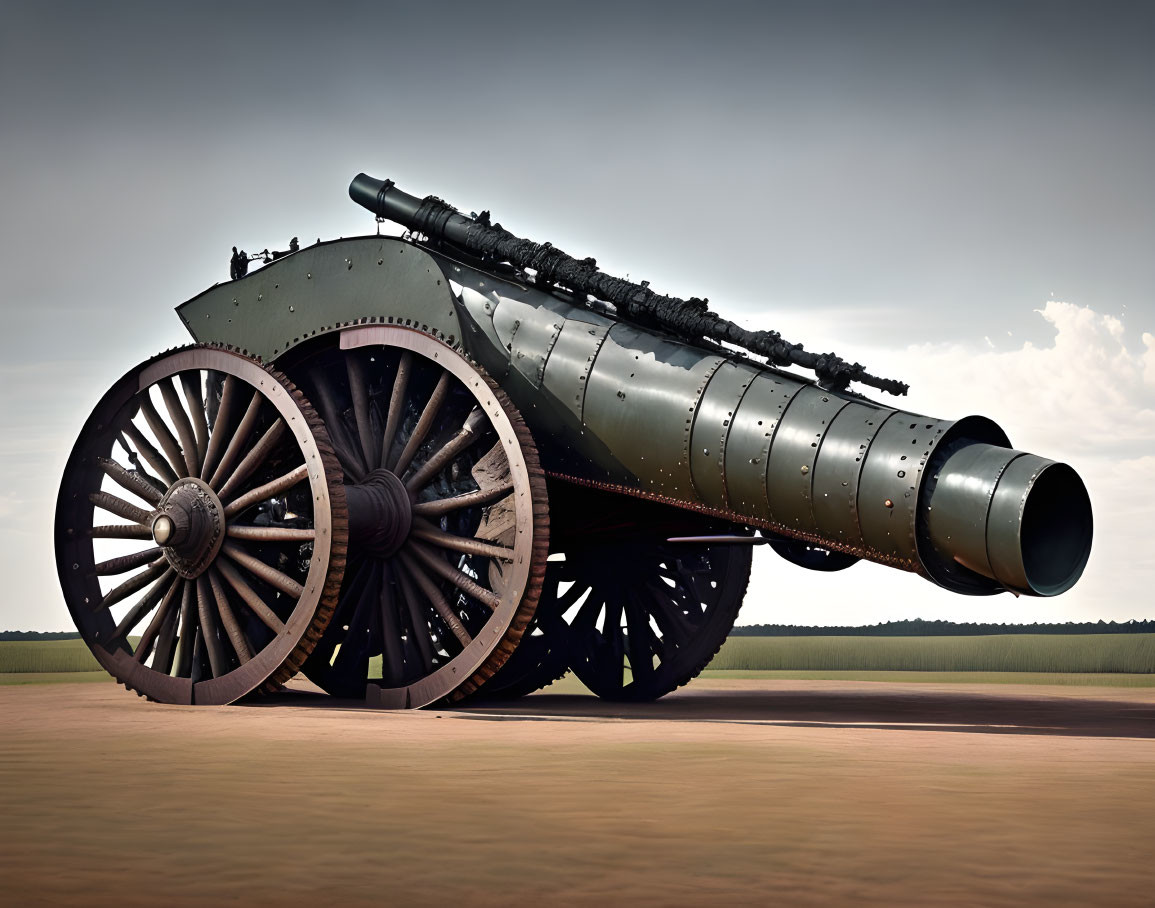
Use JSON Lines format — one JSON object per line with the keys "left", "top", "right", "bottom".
{"left": 55, "top": 173, "right": 1093, "bottom": 707}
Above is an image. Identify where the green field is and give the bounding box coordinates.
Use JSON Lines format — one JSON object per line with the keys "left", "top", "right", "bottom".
{"left": 0, "top": 639, "right": 107, "bottom": 673}
{"left": 707, "top": 633, "right": 1155, "bottom": 674}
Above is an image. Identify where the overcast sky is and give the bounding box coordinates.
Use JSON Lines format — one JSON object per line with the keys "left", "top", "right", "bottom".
{"left": 1, "top": 0, "right": 1152, "bottom": 630}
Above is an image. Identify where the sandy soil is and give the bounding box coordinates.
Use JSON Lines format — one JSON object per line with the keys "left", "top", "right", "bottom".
{"left": 2, "top": 678, "right": 1153, "bottom": 907}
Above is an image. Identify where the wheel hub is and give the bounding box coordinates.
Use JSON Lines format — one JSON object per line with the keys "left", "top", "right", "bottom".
{"left": 345, "top": 469, "right": 412, "bottom": 558}
{"left": 151, "top": 477, "right": 226, "bottom": 579}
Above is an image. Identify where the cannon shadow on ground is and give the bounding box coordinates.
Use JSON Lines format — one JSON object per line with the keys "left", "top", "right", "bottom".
{"left": 245, "top": 684, "right": 1155, "bottom": 739}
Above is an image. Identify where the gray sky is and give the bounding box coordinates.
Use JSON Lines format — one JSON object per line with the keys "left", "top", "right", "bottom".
{"left": 2, "top": 0, "right": 1153, "bottom": 630}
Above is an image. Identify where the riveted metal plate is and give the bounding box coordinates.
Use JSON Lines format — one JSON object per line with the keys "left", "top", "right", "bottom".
{"left": 178, "top": 237, "right": 461, "bottom": 360}
{"left": 689, "top": 359, "right": 762, "bottom": 511}
{"left": 858, "top": 413, "right": 952, "bottom": 565}
{"left": 540, "top": 316, "right": 613, "bottom": 424}
{"left": 722, "top": 371, "right": 806, "bottom": 520}
{"left": 582, "top": 323, "right": 723, "bottom": 497}
{"left": 811, "top": 402, "right": 895, "bottom": 550}
{"left": 765, "top": 385, "right": 852, "bottom": 534}
{"left": 492, "top": 295, "right": 565, "bottom": 389}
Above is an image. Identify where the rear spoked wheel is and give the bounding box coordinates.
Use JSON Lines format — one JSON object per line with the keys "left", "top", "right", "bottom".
{"left": 55, "top": 346, "right": 348, "bottom": 705}
{"left": 288, "top": 326, "right": 549, "bottom": 707}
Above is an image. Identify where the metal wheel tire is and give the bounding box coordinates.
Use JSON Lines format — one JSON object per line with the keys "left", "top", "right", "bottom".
{"left": 55, "top": 346, "right": 348, "bottom": 705}
{"left": 286, "top": 326, "right": 549, "bottom": 708}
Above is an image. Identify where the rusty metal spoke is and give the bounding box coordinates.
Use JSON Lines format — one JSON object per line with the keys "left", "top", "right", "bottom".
{"left": 397, "top": 549, "right": 472, "bottom": 648}
{"left": 395, "top": 560, "right": 435, "bottom": 672}
{"left": 393, "top": 372, "right": 450, "bottom": 478}
{"left": 108, "top": 568, "right": 176, "bottom": 644}
{"left": 195, "top": 575, "right": 229, "bottom": 678}
{"left": 346, "top": 351, "right": 377, "bottom": 469}
{"left": 159, "top": 378, "right": 201, "bottom": 477}
{"left": 215, "top": 555, "right": 289, "bottom": 633}
{"left": 133, "top": 576, "right": 183, "bottom": 664}
{"left": 173, "top": 581, "right": 197, "bottom": 678}
{"left": 149, "top": 584, "right": 183, "bottom": 674}
{"left": 138, "top": 392, "right": 189, "bottom": 480}
{"left": 226, "top": 525, "right": 316, "bottom": 542}
{"left": 405, "top": 407, "right": 486, "bottom": 492}
{"left": 180, "top": 372, "right": 211, "bottom": 466}
{"left": 208, "top": 567, "right": 253, "bottom": 663}
{"left": 408, "top": 541, "right": 501, "bottom": 610}
{"left": 378, "top": 564, "right": 405, "bottom": 686}
{"left": 309, "top": 367, "right": 366, "bottom": 481}
{"left": 214, "top": 417, "right": 287, "bottom": 502}
{"left": 411, "top": 481, "right": 514, "bottom": 518}
{"left": 381, "top": 350, "right": 412, "bottom": 469}
{"left": 410, "top": 518, "right": 515, "bottom": 562}
{"left": 91, "top": 524, "right": 152, "bottom": 540}
{"left": 223, "top": 463, "right": 308, "bottom": 518}
{"left": 207, "top": 389, "right": 263, "bottom": 490}
{"left": 96, "top": 456, "right": 162, "bottom": 506}
{"left": 97, "top": 557, "right": 169, "bottom": 612}
{"left": 88, "top": 490, "right": 153, "bottom": 526}
{"left": 95, "top": 546, "right": 163, "bottom": 576}
{"left": 221, "top": 542, "right": 304, "bottom": 599}
{"left": 200, "top": 374, "right": 239, "bottom": 480}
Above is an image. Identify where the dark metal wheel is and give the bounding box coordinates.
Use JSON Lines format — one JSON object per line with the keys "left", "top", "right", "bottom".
{"left": 55, "top": 346, "right": 348, "bottom": 705}
{"left": 288, "top": 326, "right": 549, "bottom": 708}
{"left": 477, "top": 483, "right": 753, "bottom": 702}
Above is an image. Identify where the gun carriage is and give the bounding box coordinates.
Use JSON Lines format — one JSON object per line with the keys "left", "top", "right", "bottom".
{"left": 55, "top": 174, "right": 1094, "bottom": 707}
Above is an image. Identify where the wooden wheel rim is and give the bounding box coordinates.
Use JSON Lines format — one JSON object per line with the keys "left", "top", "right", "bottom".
{"left": 55, "top": 346, "right": 346, "bottom": 705}
{"left": 299, "top": 325, "right": 545, "bottom": 707}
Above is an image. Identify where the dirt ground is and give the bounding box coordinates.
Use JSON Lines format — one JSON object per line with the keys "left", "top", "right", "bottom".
{"left": 2, "top": 678, "right": 1154, "bottom": 907}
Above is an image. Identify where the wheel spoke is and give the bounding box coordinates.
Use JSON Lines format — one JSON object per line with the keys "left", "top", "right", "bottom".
{"left": 397, "top": 550, "right": 472, "bottom": 648}
{"left": 223, "top": 463, "right": 308, "bottom": 518}
{"left": 88, "top": 490, "right": 153, "bottom": 526}
{"left": 123, "top": 423, "right": 179, "bottom": 487}
{"left": 206, "top": 389, "right": 263, "bottom": 490}
{"left": 346, "top": 352, "right": 378, "bottom": 469}
{"left": 159, "top": 378, "right": 201, "bottom": 477}
{"left": 173, "top": 581, "right": 197, "bottom": 678}
{"left": 91, "top": 524, "right": 152, "bottom": 540}
{"left": 309, "top": 367, "right": 366, "bottom": 481}
{"left": 137, "top": 392, "right": 188, "bottom": 479}
{"left": 108, "top": 568, "right": 176, "bottom": 644}
{"left": 195, "top": 575, "right": 229, "bottom": 678}
{"left": 395, "top": 560, "right": 435, "bottom": 671}
{"left": 410, "top": 518, "right": 515, "bottom": 562}
{"left": 215, "top": 417, "right": 287, "bottom": 502}
{"left": 408, "top": 541, "right": 501, "bottom": 610}
{"left": 381, "top": 350, "right": 412, "bottom": 470}
{"left": 133, "top": 576, "right": 183, "bottom": 663}
{"left": 200, "top": 375, "right": 239, "bottom": 481}
{"left": 95, "top": 547, "right": 163, "bottom": 576}
{"left": 207, "top": 567, "right": 253, "bottom": 663}
{"left": 149, "top": 584, "right": 183, "bottom": 673}
{"left": 98, "top": 557, "right": 169, "bottom": 611}
{"left": 378, "top": 563, "right": 405, "bottom": 686}
{"left": 96, "top": 457, "right": 162, "bottom": 506}
{"left": 622, "top": 593, "right": 657, "bottom": 679}
{"left": 221, "top": 542, "right": 304, "bottom": 599}
{"left": 215, "top": 556, "right": 288, "bottom": 633}
{"left": 405, "top": 407, "right": 486, "bottom": 492}
{"left": 180, "top": 372, "right": 211, "bottom": 466}
{"left": 411, "top": 481, "right": 514, "bottom": 518}
{"left": 226, "top": 525, "right": 316, "bottom": 542}
{"left": 393, "top": 372, "right": 450, "bottom": 478}
{"left": 331, "top": 562, "right": 379, "bottom": 679}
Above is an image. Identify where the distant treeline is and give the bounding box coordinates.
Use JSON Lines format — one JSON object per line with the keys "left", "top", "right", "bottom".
{"left": 731, "top": 619, "right": 1155, "bottom": 636}
{"left": 1, "top": 631, "right": 83, "bottom": 641}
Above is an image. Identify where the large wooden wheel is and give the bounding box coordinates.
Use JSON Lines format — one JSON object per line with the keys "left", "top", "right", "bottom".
{"left": 55, "top": 347, "right": 348, "bottom": 705}
{"left": 477, "top": 484, "right": 752, "bottom": 702}
{"left": 288, "top": 326, "right": 549, "bottom": 707}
